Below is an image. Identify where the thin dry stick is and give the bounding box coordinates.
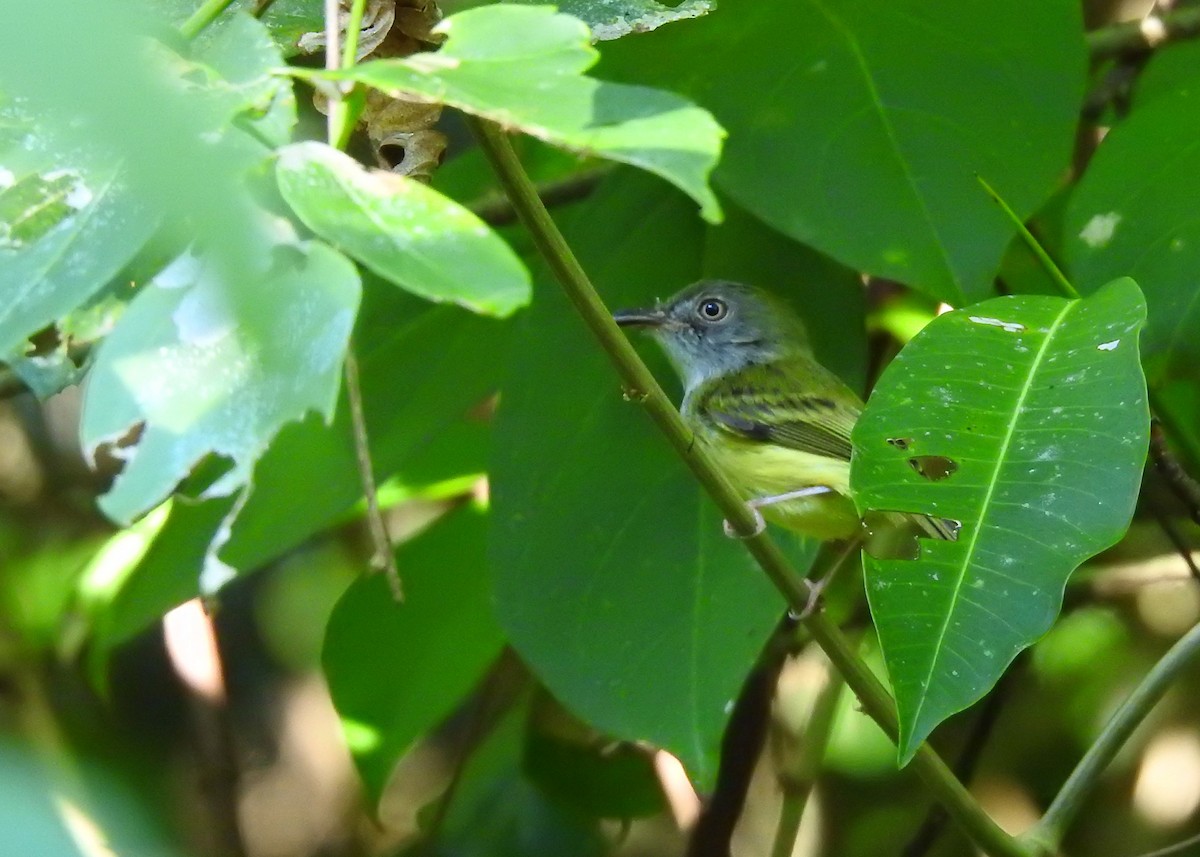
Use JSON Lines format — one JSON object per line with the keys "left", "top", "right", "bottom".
{"left": 323, "top": 0, "right": 402, "bottom": 598}
{"left": 1150, "top": 421, "right": 1200, "bottom": 526}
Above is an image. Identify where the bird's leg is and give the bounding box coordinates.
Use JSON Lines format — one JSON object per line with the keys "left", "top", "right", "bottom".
{"left": 792, "top": 534, "right": 864, "bottom": 620}
{"left": 722, "top": 486, "right": 834, "bottom": 539}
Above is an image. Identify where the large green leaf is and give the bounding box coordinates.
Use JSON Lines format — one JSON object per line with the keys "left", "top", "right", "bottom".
{"left": 491, "top": 170, "right": 820, "bottom": 788}
{"left": 306, "top": 5, "right": 725, "bottom": 221}
{"left": 324, "top": 504, "right": 506, "bottom": 805}
{"left": 276, "top": 142, "right": 530, "bottom": 316}
{"left": 80, "top": 239, "right": 360, "bottom": 527}
{"left": 504, "top": 0, "right": 714, "bottom": 41}
{"left": 0, "top": 6, "right": 294, "bottom": 363}
{"left": 850, "top": 279, "right": 1149, "bottom": 762}
{"left": 596, "top": 0, "right": 1086, "bottom": 303}
{"left": 0, "top": 102, "right": 158, "bottom": 357}
{"left": 1065, "top": 75, "right": 1200, "bottom": 384}
{"left": 79, "top": 282, "right": 508, "bottom": 677}
{"left": 188, "top": 10, "right": 298, "bottom": 146}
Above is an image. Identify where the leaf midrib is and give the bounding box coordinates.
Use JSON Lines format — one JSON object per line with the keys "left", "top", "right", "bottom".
{"left": 807, "top": 0, "right": 959, "bottom": 296}
{"left": 907, "top": 300, "right": 1075, "bottom": 739}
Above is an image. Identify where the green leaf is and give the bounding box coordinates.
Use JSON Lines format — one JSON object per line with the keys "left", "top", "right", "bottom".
{"left": 491, "top": 169, "right": 803, "bottom": 788}
{"left": 79, "top": 282, "right": 507, "bottom": 675}
{"left": 1065, "top": 84, "right": 1200, "bottom": 384}
{"left": 188, "top": 10, "right": 298, "bottom": 146}
{"left": 323, "top": 504, "right": 506, "bottom": 806}
{"left": 1133, "top": 38, "right": 1200, "bottom": 109}
{"left": 850, "top": 279, "right": 1150, "bottom": 762}
{"left": 308, "top": 5, "right": 725, "bottom": 221}
{"left": 0, "top": 102, "right": 158, "bottom": 357}
{"left": 80, "top": 239, "right": 361, "bottom": 527}
{"left": 150, "top": 0, "right": 323, "bottom": 57}
{"left": 504, "top": 0, "right": 715, "bottom": 41}
{"left": 407, "top": 697, "right": 607, "bottom": 857}
{"left": 596, "top": 0, "right": 1086, "bottom": 302}
{"left": 276, "top": 142, "right": 530, "bottom": 316}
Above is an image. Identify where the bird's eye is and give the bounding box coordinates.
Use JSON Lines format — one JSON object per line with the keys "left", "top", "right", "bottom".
{"left": 696, "top": 298, "right": 728, "bottom": 321}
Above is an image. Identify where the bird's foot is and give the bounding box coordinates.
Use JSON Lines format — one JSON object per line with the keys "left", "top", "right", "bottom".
{"left": 723, "top": 505, "right": 766, "bottom": 539}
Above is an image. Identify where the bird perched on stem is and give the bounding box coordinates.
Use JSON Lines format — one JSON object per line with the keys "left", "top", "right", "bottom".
{"left": 613, "top": 280, "right": 954, "bottom": 548}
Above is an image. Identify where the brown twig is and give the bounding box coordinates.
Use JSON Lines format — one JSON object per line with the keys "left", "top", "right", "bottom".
{"left": 1086, "top": 4, "right": 1200, "bottom": 61}
{"left": 1150, "top": 421, "right": 1200, "bottom": 526}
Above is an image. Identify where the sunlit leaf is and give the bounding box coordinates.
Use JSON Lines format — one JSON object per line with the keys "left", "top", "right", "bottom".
{"left": 188, "top": 10, "right": 298, "bottom": 146}
{"left": 305, "top": 4, "right": 725, "bottom": 221}
{"left": 0, "top": 102, "right": 157, "bottom": 357}
{"left": 505, "top": 0, "right": 715, "bottom": 41}
{"left": 324, "top": 504, "right": 505, "bottom": 806}
{"left": 80, "top": 238, "right": 360, "bottom": 527}
{"left": 1065, "top": 83, "right": 1200, "bottom": 384}
{"left": 851, "top": 279, "right": 1149, "bottom": 762}
{"left": 80, "top": 281, "right": 506, "bottom": 678}
{"left": 276, "top": 142, "right": 530, "bottom": 315}
{"left": 597, "top": 0, "right": 1086, "bottom": 302}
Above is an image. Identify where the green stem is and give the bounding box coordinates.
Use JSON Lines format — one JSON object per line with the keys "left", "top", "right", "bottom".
{"left": 770, "top": 668, "right": 844, "bottom": 857}
{"left": 470, "top": 116, "right": 1030, "bottom": 857}
{"left": 325, "top": 0, "right": 368, "bottom": 149}
{"left": 769, "top": 787, "right": 808, "bottom": 857}
{"left": 1023, "top": 620, "right": 1200, "bottom": 855}
{"left": 179, "top": 0, "right": 237, "bottom": 40}
{"left": 976, "top": 175, "right": 1078, "bottom": 300}
{"left": 340, "top": 0, "right": 370, "bottom": 66}
{"left": 1087, "top": 6, "right": 1200, "bottom": 61}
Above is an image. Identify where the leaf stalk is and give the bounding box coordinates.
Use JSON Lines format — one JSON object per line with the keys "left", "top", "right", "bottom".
{"left": 1023, "top": 619, "right": 1200, "bottom": 855}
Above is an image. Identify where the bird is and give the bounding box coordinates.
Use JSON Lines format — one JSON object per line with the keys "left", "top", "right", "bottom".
{"left": 613, "top": 279, "right": 864, "bottom": 541}
{"left": 613, "top": 279, "right": 957, "bottom": 552}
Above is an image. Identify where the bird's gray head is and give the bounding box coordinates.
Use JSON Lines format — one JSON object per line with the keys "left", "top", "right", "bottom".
{"left": 613, "top": 280, "right": 812, "bottom": 390}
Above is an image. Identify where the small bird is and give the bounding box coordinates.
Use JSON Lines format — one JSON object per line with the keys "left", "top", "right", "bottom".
{"left": 613, "top": 279, "right": 866, "bottom": 541}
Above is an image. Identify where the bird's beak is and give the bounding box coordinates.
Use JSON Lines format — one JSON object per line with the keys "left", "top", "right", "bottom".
{"left": 612, "top": 306, "right": 667, "bottom": 328}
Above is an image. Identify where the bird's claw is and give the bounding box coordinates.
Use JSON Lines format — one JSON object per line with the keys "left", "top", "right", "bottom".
{"left": 723, "top": 504, "right": 766, "bottom": 539}
{"left": 790, "top": 576, "right": 829, "bottom": 621}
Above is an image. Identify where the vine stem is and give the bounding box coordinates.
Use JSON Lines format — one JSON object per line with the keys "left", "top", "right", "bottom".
{"left": 769, "top": 665, "right": 844, "bottom": 857}
{"left": 468, "top": 116, "right": 1029, "bottom": 857}
{"left": 324, "top": 0, "right": 402, "bottom": 598}
{"left": 1022, "top": 619, "right": 1200, "bottom": 855}
{"left": 179, "top": 0, "right": 238, "bottom": 40}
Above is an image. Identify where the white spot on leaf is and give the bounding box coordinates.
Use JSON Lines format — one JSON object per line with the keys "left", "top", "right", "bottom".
{"left": 968, "top": 316, "right": 1025, "bottom": 333}
{"left": 1079, "top": 212, "right": 1121, "bottom": 248}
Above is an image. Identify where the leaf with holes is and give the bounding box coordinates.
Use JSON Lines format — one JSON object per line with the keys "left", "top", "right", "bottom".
{"left": 276, "top": 142, "right": 530, "bottom": 316}
{"left": 302, "top": 4, "right": 725, "bottom": 221}
{"left": 850, "top": 278, "right": 1149, "bottom": 763}
{"left": 0, "top": 101, "right": 157, "bottom": 358}
{"left": 80, "top": 239, "right": 360, "bottom": 530}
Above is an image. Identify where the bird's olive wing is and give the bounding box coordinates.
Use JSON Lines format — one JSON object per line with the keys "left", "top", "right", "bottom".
{"left": 697, "top": 360, "right": 861, "bottom": 461}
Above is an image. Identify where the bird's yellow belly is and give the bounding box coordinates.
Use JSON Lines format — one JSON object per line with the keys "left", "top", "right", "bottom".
{"left": 696, "top": 432, "right": 860, "bottom": 541}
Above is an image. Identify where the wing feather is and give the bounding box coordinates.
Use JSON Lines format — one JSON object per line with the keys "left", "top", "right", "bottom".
{"left": 695, "top": 357, "right": 862, "bottom": 462}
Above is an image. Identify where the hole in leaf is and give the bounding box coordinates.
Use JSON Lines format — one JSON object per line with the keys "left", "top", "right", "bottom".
{"left": 861, "top": 510, "right": 960, "bottom": 560}
{"left": 90, "top": 421, "right": 146, "bottom": 485}
{"left": 908, "top": 455, "right": 958, "bottom": 481}
{"left": 887, "top": 437, "right": 913, "bottom": 451}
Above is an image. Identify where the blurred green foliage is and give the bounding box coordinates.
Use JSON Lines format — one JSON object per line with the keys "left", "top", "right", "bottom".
{"left": 1, "top": 2, "right": 1199, "bottom": 856}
